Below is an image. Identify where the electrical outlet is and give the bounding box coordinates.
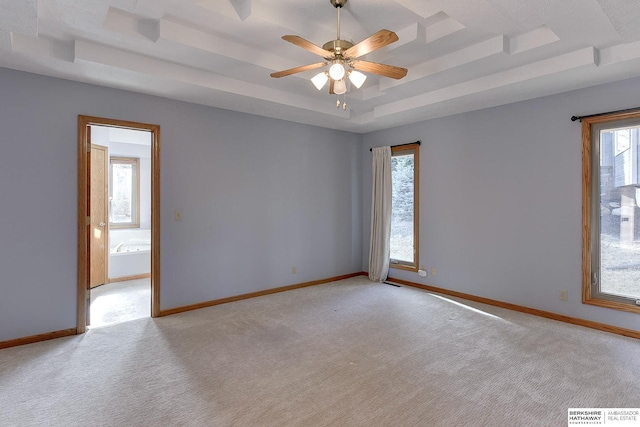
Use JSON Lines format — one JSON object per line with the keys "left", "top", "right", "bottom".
{"left": 559, "top": 290, "right": 568, "bottom": 301}
{"left": 292, "top": 266, "right": 297, "bottom": 274}
{"left": 431, "top": 267, "right": 437, "bottom": 276}
{"left": 175, "top": 210, "right": 182, "bottom": 221}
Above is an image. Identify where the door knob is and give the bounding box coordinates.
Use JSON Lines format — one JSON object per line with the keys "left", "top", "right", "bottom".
{"left": 99, "top": 222, "right": 106, "bottom": 227}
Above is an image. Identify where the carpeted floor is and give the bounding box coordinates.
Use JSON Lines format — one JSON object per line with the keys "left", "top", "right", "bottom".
{"left": 90, "top": 278, "right": 150, "bottom": 327}
{"left": 1, "top": 276, "right": 638, "bottom": 426}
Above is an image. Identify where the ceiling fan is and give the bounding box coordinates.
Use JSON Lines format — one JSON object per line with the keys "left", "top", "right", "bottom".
{"left": 270, "top": 0, "right": 407, "bottom": 97}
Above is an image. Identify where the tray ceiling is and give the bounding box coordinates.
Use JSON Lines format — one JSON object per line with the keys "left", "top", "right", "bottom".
{"left": 2, "top": 0, "right": 640, "bottom": 132}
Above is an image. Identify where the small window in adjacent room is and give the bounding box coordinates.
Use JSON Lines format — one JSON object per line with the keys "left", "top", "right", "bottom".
{"left": 109, "top": 157, "right": 140, "bottom": 228}
{"left": 583, "top": 111, "right": 640, "bottom": 314}
{"left": 390, "top": 144, "right": 419, "bottom": 271}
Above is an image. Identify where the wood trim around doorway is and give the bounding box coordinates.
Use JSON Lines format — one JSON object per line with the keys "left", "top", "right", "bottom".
{"left": 77, "top": 116, "right": 161, "bottom": 334}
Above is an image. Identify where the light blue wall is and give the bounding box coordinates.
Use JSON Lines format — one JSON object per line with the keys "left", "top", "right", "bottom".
{"left": 362, "top": 76, "right": 640, "bottom": 332}
{"left": 3, "top": 63, "right": 639, "bottom": 342}
{"left": 0, "top": 68, "right": 362, "bottom": 341}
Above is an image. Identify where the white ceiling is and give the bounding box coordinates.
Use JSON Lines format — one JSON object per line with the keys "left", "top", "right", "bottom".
{"left": 2, "top": 0, "right": 640, "bottom": 133}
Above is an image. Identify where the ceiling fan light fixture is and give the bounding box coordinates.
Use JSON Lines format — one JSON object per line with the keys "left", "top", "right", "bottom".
{"left": 348, "top": 70, "right": 367, "bottom": 88}
{"left": 271, "top": 0, "right": 406, "bottom": 110}
{"left": 329, "top": 62, "right": 346, "bottom": 80}
{"left": 333, "top": 78, "right": 347, "bottom": 95}
{"left": 311, "top": 71, "right": 329, "bottom": 90}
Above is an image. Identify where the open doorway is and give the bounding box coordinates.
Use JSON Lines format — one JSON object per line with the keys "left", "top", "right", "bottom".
{"left": 78, "top": 116, "right": 160, "bottom": 333}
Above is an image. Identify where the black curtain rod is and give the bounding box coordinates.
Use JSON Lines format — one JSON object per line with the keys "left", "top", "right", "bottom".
{"left": 571, "top": 107, "right": 640, "bottom": 122}
{"left": 369, "top": 141, "right": 421, "bottom": 152}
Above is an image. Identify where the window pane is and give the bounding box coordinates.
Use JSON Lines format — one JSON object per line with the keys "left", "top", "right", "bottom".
{"left": 111, "top": 163, "right": 133, "bottom": 224}
{"left": 599, "top": 127, "right": 640, "bottom": 299}
{"left": 390, "top": 153, "right": 414, "bottom": 263}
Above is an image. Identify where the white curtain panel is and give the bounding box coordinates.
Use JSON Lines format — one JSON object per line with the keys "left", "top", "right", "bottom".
{"left": 369, "top": 146, "right": 392, "bottom": 282}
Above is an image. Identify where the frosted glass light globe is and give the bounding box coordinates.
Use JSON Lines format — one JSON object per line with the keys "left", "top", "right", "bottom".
{"left": 329, "top": 63, "right": 346, "bottom": 80}
{"left": 348, "top": 70, "right": 367, "bottom": 88}
{"left": 333, "top": 79, "right": 347, "bottom": 95}
{"left": 311, "top": 72, "right": 329, "bottom": 90}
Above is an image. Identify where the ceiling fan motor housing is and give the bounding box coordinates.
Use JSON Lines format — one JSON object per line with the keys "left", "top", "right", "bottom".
{"left": 322, "top": 39, "right": 354, "bottom": 57}
{"left": 269, "top": 0, "right": 407, "bottom": 82}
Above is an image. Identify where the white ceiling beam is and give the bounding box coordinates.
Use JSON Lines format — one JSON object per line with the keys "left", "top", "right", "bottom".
{"left": 137, "top": 19, "right": 160, "bottom": 42}
{"left": 485, "top": 0, "right": 620, "bottom": 47}
{"left": 421, "top": 0, "right": 517, "bottom": 35}
{"left": 599, "top": 40, "right": 640, "bottom": 66}
{"left": 426, "top": 15, "right": 465, "bottom": 43}
{"left": 103, "top": 7, "right": 158, "bottom": 41}
{"left": 10, "top": 32, "right": 74, "bottom": 62}
{"left": 157, "top": 18, "right": 300, "bottom": 74}
{"left": 374, "top": 47, "right": 597, "bottom": 118}
{"left": 380, "top": 35, "right": 507, "bottom": 91}
{"left": 394, "top": 0, "right": 445, "bottom": 20}
{"left": 73, "top": 40, "right": 346, "bottom": 118}
{"left": 229, "top": 0, "right": 252, "bottom": 21}
{"left": 103, "top": 8, "right": 304, "bottom": 77}
{"left": 197, "top": 0, "right": 325, "bottom": 38}
{"left": 388, "top": 23, "right": 425, "bottom": 51}
{"left": 509, "top": 26, "right": 559, "bottom": 55}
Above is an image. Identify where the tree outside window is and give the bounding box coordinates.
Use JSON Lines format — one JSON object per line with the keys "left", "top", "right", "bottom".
{"left": 390, "top": 145, "right": 419, "bottom": 270}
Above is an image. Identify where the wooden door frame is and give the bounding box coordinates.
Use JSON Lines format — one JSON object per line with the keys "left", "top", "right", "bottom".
{"left": 77, "top": 115, "right": 161, "bottom": 334}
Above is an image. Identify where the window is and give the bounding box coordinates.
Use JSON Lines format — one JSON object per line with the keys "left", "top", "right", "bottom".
{"left": 583, "top": 111, "right": 640, "bottom": 314}
{"left": 109, "top": 157, "right": 140, "bottom": 228}
{"left": 390, "top": 144, "right": 419, "bottom": 271}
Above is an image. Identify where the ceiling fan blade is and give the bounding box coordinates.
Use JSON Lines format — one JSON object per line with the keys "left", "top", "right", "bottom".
{"left": 351, "top": 60, "right": 407, "bottom": 79}
{"left": 282, "top": 35, "right": 334, "bottom": 58}
{"left": 270, "top": 62, "right": 326, "bottom": 78}
{"left": 344, "top": 29, "right": 399, "bottom": 59}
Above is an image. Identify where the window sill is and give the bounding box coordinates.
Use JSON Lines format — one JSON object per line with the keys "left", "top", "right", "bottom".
{"left": 583, "top": 294, "right": 640, "bottom": 315}
{"left": 109, "top": 224, "right": 141, "bottom": 230}
{"left": 390, "top": 263, "right": 418, "bottom": 273}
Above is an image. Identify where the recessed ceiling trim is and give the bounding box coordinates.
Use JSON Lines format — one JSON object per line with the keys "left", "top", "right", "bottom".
{"left": 11, "top": 32, "right": 74, "bottom": 63}
{"left": 374, "top": 47, "right": 597, "bottom": 117}
{"left": 380, "top": 35, "right": 507, "bottom": 91}
{"left": 229, "top": 0, "right": 252, "bottom": 21}
{"left": 426, "top": 15, "right": 465, "bottom": 43}
{"left": 157, "top": 18, "right": 300, "bottom": 76}
{"left": 395, "top": 0, "right": 446, "bottom": 20}
{"left": 599, "top": 40, "right": 640, "bottom": 67}
{"left": 387, "top": 23, "right": 424, "bottom": 51}
{"left": 509, "top": 26, "right": 560, "bottom": 55}
{"left": 73, "top": 40, "right": 348, "bottom": 117}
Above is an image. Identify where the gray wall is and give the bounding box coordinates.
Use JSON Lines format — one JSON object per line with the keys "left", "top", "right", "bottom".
{"left": 0, "top": 68, "right": 362, "bottom": 341}
{"left": 362, "top": 76, "right": 640, "bottom": 332}
{"left": 3, "top": 63, "right": 639, "bottom": 342}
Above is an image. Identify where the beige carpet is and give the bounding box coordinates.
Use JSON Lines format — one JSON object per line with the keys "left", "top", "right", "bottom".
{"left": 1, "top": 276, "right": 639, "bottom": 426}
{"left": 90, "top": 278, "right": 150, "bottom": 328}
